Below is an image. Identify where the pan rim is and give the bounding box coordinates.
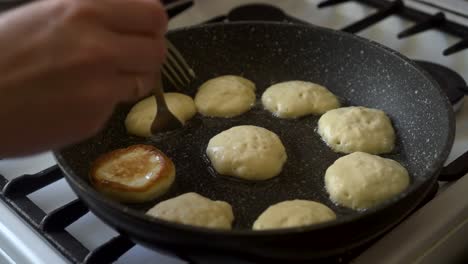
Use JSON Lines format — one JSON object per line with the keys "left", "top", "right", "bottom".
{"left": 54, "top": 21, "right": 455, "bottom": 237}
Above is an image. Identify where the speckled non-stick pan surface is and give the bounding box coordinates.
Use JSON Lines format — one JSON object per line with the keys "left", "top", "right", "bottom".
{"left": 55, "top": 22, "right": 454, "bottom": 260}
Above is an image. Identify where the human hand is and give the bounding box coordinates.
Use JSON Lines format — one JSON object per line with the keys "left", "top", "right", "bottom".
{"left": 0, "top": 0, "right": 167, "bottom": 156}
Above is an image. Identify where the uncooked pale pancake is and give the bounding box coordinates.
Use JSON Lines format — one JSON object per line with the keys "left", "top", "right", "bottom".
{"left": 90, "top": 145, "right": 175, "bottom": 203}
{"left": 206, "top": 125, "right": 287, "bottom": 181}
{"left": 194, "top": 75, "right": 256, "bottom": 117}
{"left": 146, "top": 192, "right": 234, "bottom": 229}
{"left": 325, "top": 152, "right": 410, "bottom": 210}
{"left": 318, "top": 106, "right": 395, "bottom": 154}
{"left": 261, "top": 81, "right": 340, "bottom": 118}
{"left": 125, "top": 93, "right": 196, "bottom": 137}
{"left": 253, "top": 200, "right": 336, "bottom": 230}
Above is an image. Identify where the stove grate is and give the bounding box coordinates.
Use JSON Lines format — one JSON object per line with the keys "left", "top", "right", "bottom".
{"left": 0, "top": 167, "right": 88, "bottom": 264}
{"left": 318, "top": 0, "right": 468, "bottom": 55}
{"left": 342, "top": 0, "right": 404, "bottom": 33}
{"left": 0, "top": 166, "right": 140, "bottom": 264}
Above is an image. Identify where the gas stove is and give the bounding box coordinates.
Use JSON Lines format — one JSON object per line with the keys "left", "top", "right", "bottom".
{"left": 1, "top": 0, "right": 468, "bottom": 263}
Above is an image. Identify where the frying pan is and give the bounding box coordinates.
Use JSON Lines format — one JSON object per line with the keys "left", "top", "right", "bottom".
{"left": 55, "top": 22, "right": 455, "bottom": 262}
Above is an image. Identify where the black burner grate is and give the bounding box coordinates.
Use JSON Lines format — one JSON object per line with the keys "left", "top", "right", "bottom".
{"left": 0, "top": 166, "right": 136, "bottom": 264}
{"left": 319, "top": 0, "right": 468, "bottom": 55}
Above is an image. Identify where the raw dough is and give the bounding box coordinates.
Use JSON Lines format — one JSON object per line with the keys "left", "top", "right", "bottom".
{"left": 195, "top": 75, "right": 256, "bottom": 117}
{"left": 261, "top": 81, "right": 340, "bottom": 118}
{"left": 318, "top": 106, "right": 395, "bottom": 154}
{"left": 146, "top": 192, "right": 234, "bottom": 229}
{"left": 125, "top": 93, "right": 196, "bottom": 137}
{"left": 325, "top": 152, "right": 410, "bottom": 210}
{"left": 206, "top": 125, "right": 287, "bottom": 180}
{"left": 253, "top": 200, "right": 336, "bottom": 230}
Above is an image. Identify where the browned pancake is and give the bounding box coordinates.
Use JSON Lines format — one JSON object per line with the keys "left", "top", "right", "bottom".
{"left": 90, "top": 145, "right": 175, "bottom": 203}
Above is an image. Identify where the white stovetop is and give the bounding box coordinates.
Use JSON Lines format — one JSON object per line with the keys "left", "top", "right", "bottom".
{"left": 1, "top": 1, "right": 468, "bottom": 263}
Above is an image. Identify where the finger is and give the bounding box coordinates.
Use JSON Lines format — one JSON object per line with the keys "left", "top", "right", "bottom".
{"left": 113, "top": 73, "right": 156, "bottom": 102}
{"left": 94, "top": 0, "right": 168, "bottom": 36}
{"left": 111, "top": 34, "right": 166, "bottom": 74}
